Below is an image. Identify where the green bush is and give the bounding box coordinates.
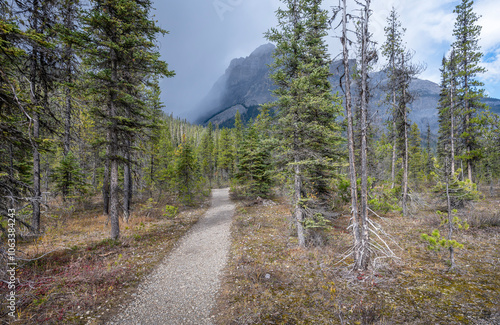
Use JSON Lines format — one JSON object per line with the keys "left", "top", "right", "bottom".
{"left": 163, "top": 205, "right": 178, "bottom": 218}
{"left": 421, "top": 229, "right": 464, "bottom": 251}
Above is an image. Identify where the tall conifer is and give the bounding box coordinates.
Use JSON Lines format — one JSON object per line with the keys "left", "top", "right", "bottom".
{"left": 265, "top": 0, "right": 343, "bottom": 247}
{"left": 452, "top": 0, "right": 486, "bottom": 182}
{"left": 82, "top": 0, "right": 173, "bottom": 239}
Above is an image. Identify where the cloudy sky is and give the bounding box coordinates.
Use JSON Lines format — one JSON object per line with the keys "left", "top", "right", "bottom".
{"left": 152, "top": 0, "right": 500, "bottom": 122}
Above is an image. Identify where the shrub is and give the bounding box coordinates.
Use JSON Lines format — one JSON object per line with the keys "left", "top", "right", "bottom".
{"left": 163, "top": 205, "right": 178, "bottom": 218}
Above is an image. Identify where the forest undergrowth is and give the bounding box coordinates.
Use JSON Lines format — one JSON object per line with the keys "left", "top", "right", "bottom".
{"left": 214, "top": 190, "right": 500, "bottom": 325}
{"left": 0, "top": 195, "right": 208, "bottom": 324}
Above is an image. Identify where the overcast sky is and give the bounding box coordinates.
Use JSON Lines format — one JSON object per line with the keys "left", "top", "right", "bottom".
{"left": 152, "top": 0, "right": 500, "bottom": 122}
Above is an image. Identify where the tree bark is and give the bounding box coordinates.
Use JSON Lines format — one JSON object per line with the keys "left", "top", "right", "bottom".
{"left": 402, "top": 55, "right": 409, "bottom": 217}
{"left": 402, "top": 93, "right": 409, "bottom": 217}
{"left": 110, "top": 154, "right": 120, "bottom": 240}
{"left": 446, "top": 183, "right": 455, "bottom": 270}
{"left": 103, "top": 152, "right": 110, "bottom": 215}
{"left": 28, "top": 0, "right": 42, "bottom": 234}
{"left": 355, "top": 0, "right": 371, "bottom": 271}
{"left": 124, "top": 145, "right": 132, "bottom": 223}
{"left": 391, "top": 114, "right": 397, "bottom": 189}
{"left": 341, "top": 0, "right": 360, "bottom": 263}
{"left": 32, "top": 108, "right": 41, "bottom": 234}
{"left": 294, "top": 160, "right": 305, "bottom": 247}
{"left": 109, "top": 46, "right": 120, "bottom": 239}
{"left": 464, "top": 56, "right": 473, "bottom": 182}
{"left": 450, "top": 73, "right": 456, "bottom": 176}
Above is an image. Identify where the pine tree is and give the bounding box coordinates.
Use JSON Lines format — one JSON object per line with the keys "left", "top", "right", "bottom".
{"left": 199, "top": 122, "right": 215, "bottom": 187}
{"left": 265, "top": 0, "right": 343, "bottom": 247}
{"left": 235, "top": 122, "right": 273, "bottom": 198}
{"left": 381, "top": 7, "right": 405, "bottom": 189}
{"left": 233, "top": 110, "right": 243, "bottom": 173}
{"left": 52, "top": 151, "right": 86, "bottom": 200}
{"left": 174, "top": 135, "right": 200, "bottom": 206}
{"left": 408, "top": 123, "right": 424, "bottom": 186}
{"left": 82, "top": 0, "right": 173, "bottom": 239}
{"left": 217, "top": 128, "right": 234, "bottom": 182}
{"left": 437, "top": 52, "right": 459, "bottom": 178}
{"left": 425, "top": 123, "right": 433, "bottom": 176}
{"left": 15, "top": 0, "right": 61, "bottom": 234}
{"left": 381, "top": 8, "right": 422, "bottom": 216}
{"left": 452, "top": 0, "right": 487, "bottom": 182}
{"left": 0, "top": 2, "right": 37, "bottom": 224}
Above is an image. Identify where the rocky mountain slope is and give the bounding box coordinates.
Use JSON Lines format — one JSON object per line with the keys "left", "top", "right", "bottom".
{"left": 195, "top": 44, "right": 500, "bottom": 132}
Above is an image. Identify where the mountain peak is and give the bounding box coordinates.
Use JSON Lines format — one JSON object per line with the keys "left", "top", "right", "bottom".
{"left": 195, "top": 44, "right": 500, "bottom": 130}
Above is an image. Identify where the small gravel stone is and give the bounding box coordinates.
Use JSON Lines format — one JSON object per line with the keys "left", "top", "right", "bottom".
{"left": 107, "top": 188, "right": 235, "bottom": 325}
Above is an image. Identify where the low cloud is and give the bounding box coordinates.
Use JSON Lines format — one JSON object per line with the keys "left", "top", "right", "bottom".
{"left": 153, "top": 0, "right": 500, "bottom": 121}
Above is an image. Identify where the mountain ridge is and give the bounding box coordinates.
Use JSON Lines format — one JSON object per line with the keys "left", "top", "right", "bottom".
{"left": 195, "top": 44, "right": 500, "bottom": 132}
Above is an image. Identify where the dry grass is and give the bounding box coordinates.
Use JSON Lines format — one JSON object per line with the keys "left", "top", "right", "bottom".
{"left": 0, "top": 195, "right": 208, "bottom": 324}
{"left": 214, "top": 196, "right": 500, "bottom": 324}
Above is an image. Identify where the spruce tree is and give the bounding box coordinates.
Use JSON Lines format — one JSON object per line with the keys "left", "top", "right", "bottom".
{"left": 15, "top": 0, "right": 60, "bottom": 234}
{"left": 52, "top": 151, "right": 86, "bottom": 200}
{"left": 82, "top": 0, "right": 173, "bottom": 239}
{"left": 217, "top": 128, "right": 234, "bottom": 182}
{"left": 0, "top": 2, "right": 37, "bottom": 223}
{"left": 174, "top": 135, "right": 199, "bottom": 206}
{"left": 381, "top": 7, "right": 405, "bottom": 189}
{"left": 452, "top": 0, "right": 487, "bottom": 182}
{"left": 235, "top": 122, "right": 272, "bottom": 198}
{"left": 425, "top": 123, "right": 433, "bottom": 176}
{"left": 408, "top": 123, "right": 424, "bottom": 186}
{"left": 437, "top": 52, "right": 459, "bottom": 178}
{"left": 265, "top": 0, "right": 343, "bottom": 247}
{"left": 233, "top": 110, "right": 243, "bottom": 173}
{"left": 199, "top": 122, "right": 215, "bottom": 187}
{"left": 381, "top": 8, "right": 422, "bottom": 216}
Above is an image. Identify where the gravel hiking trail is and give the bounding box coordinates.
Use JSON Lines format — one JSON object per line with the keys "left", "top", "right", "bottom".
{"left": 108, "top": 188, "right": 235, "bottom": 325}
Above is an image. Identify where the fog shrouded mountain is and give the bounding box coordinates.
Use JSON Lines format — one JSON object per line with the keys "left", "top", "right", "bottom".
{"left": 195, "top": 44, "right": 500, "bottom": 132}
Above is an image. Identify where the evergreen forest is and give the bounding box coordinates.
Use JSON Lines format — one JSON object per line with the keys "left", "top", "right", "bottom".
{"left": 0, "top": 0, "right": 499, "bottom": 323}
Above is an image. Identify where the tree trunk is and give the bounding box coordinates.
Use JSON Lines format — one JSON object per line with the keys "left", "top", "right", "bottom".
{"left": 30, "top": 0, "right": 41, "bottom": 234}
{"left": 391, "top": 119, "right": 398, "bottom": 189}
{"left": 124, "top": 145, "right": 132, "bottom": 223}
{"left": 391, "top": 97, "right": 397, "bottom": 189}
{"left": 92, "top": 150, "right": 97, "bottom": 191}
{"left": 446, "top": 183, "right": 455, "bottom": 270}
{"left": 341, "top": 0, "right": 360, "bottom": 263}
{"left": 294, "top": 161, "right": 305, "bottom": 247}
{"left": 110, "top": 155, "right": 120, "bottom": 240}
{"left": 355, "top": 0, "right": 371, "bottom": 271}
{"left": 103, "top": 153, "right": 110, "bottom": 215}
{"left": 109, "top": 46, "right": 120, "bottom": 239}
{"left": 464, "top": 61, "right": 473, "bottom": 182}
{"left": 450, "top": 77, "right": 455, "bottom": 176}
{"left": 402, "top": 80, "right": 409, "bottom": 217}
{"left": 64, "top": 44, "right": 72, "bottom": 157}
{"left": 32, "top": 109, "right": 41, "bottom": 234}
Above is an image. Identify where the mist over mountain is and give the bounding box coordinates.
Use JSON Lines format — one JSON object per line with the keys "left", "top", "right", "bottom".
{"left": 195, "top": 44, "right": 500, "bottom": 132}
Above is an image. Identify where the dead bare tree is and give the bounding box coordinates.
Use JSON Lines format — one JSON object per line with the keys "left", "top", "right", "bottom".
{"left": 354, "top": 0, "right": 374, "bottom": 271}
{"left": 333, "top": 0, "right": 361, "bottom": 269}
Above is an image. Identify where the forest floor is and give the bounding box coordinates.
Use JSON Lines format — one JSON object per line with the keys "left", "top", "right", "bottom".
{"left": 213, "top": 190, "right": 500, "bottom": 324}
{"left": 1, "top": 194, "right": 209, "bottom": 324}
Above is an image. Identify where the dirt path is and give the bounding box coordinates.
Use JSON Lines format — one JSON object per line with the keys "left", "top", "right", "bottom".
{"left": 108, "top": 188, "right": 234, "bottom": 325}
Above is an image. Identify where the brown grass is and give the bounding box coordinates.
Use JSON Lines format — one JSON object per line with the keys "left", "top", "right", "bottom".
{"left": 1, "top": 195, "right": 208, "bottom": 324}
{"left": 213, "top": 196, "right": 500, "bottom": 324}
